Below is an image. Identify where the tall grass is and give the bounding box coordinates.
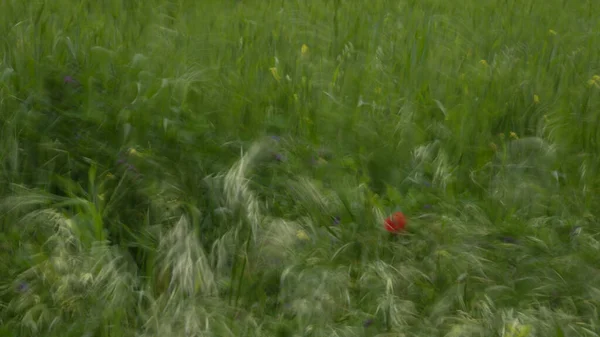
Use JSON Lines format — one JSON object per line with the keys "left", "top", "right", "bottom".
{"left": 1, "top": 0, "right": 600, "bottom": 336}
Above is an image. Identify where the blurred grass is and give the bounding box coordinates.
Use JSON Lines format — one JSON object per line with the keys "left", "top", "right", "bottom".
{"left": 2, "top": 0, "right": 600, "bottom": 336}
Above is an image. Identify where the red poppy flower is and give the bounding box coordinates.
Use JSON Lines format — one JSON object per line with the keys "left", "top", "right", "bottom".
{"left": 384, "top": 211, "right": 407, "bottom": 233}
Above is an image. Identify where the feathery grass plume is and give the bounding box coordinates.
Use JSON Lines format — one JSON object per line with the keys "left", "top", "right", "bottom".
{"left": 6, "top": 209, "right": 137, "bottom": 336}
{"left": 279, "top": 265, "right": 352, "bottom": 329}
{"left": 156, "top": 215, "right": 216, "bottom": 298}
{"left": 221, "top": 142, "right": 265, "bottom": 244}
{"left": 358, "top": 261, "right": 418, "bottom": 330}
{"left": 409, "top": 140, "right": 458, "bottom": 191}
{"left": 489, "top": 136, "right": 559, "bottom": 216}
{"left": 286, "top": 177, "right": 343, "bottom": 227}
{"left": 501, "top": 136, "right": 557, "bottom": 172}
{"left": 137, "top": 291, "right": 249, "bottom": 337}
{"left": 255, "top": 217, "right": 305, "bottom": 268}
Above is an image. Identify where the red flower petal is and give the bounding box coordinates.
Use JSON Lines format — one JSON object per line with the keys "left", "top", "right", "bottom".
{"left": 384, "top": 211, "right": 406, "bottom": 233}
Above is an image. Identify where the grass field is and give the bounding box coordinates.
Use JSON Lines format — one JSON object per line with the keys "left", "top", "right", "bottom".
{"left": 2, "top": 0, "right": 600, "bottom": 336}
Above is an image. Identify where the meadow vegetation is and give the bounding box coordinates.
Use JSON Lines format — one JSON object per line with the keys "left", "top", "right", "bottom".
{"left": 1, "top": 0, "right": 600, "bottom": 336}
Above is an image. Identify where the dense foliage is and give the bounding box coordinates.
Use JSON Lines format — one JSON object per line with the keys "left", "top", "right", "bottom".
{"left": 1, "top": 0, "right": 600, "bottom": 336}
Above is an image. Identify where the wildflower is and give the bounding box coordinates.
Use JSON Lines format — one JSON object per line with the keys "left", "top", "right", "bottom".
{"left": 128, "top": 148, "right": 139, "bottom": 156}
{"left": 301, "top": 44, "right": 309, "bottom": 57}
{"left": 106, "top": 173, "right": 115, "bottom": 179}
{"left": 489, "top": 142, "right": 498, "bottom": 151}
{"left": 269, "top": 67, "right": 281, "bottom": 82}
{"left": 588, "top": 75, "right": 600, "bottom": 88}
{"left": 549, "top": 29, "right": 557, "bottom": 35}
{"left": 509, "top": 131, "right": 518, "bottom": 140}
{"left": 479, "top": 59, "right": 488, "bottom": 66}
{"left": 499, "top": 236, "right": 518, "bottom": 244}
{"left": 384, "top": 211, "right": 407, "bottom": 234}
{"left": 363, "top": 319, "right": 374, "bottom": 328}
{"left": 17, "top": 282, "right": 28, "bottom": 293}
{"left": 296, "top": 230, "right": 309, "bottom": 241}
{"left": 126, "top": 164, "right": 137, "bottom": 172}
{"left": 273, "top": 153, "right": 286, "bottom": 162}
{"left": 533, "top": 94, "right": 540, "bottom": 104}
{"left": 64, "top": 76, "right": 78, "bottom": 84}
{"left": 332, "top": 216, "right": 341, "bottom": 225}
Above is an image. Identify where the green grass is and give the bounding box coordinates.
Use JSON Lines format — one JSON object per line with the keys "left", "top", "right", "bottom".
{"left": 1, "top": 0, "right": 600, "bottom": 336}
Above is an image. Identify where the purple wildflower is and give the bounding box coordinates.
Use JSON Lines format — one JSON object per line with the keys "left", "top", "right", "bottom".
{"left": 500, "top": 236, "right": 518, "bottom": 244}
{"left": 363, "top": 319, "right": 374, "bottom": 328}
{"left": 126, "top": 164, "right": 138, "bottom": 172}
{"left": 332, "top": 216, "right": 341, "bottom": 225}
{"left": 17, "top": 282, "right": 28, "bottom": 292}
{"left": 63, "top": 76, "right": 78, "bottom": 84}
{"left": 273, "top": 153, "right": 286, "bottom": 162}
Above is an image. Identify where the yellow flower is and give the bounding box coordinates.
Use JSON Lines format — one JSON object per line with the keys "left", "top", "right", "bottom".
{"left": 128, "top": 148, "right": 139, "bottom": 156}
{"left": 533, "top": 94, "right": 540, "bottom": 104}
{"left": 296, "top": 230, "right": 309, "bottom": 241}
{"left": 509, "top": 131, "right": 518, "bottom": 140}
{"left": 479, "top": 59, "right": 488, "bottom": 66}
{"left": 301, "top": 44, "right": 309, "bottom": 57}
{"left": 549, "top": 29, "right": 557, "bottom": 35}
{"left": 106, "top": 173, "right": 115, "bottom": 179}
{"left": 435, "top": 249, "right": 450, "bottom": 258}
{"left": 589, "top": 75, "right": 600, "bottom": 88}
{"left": 269, "top": 67, "right": 281, "bottom": 82}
